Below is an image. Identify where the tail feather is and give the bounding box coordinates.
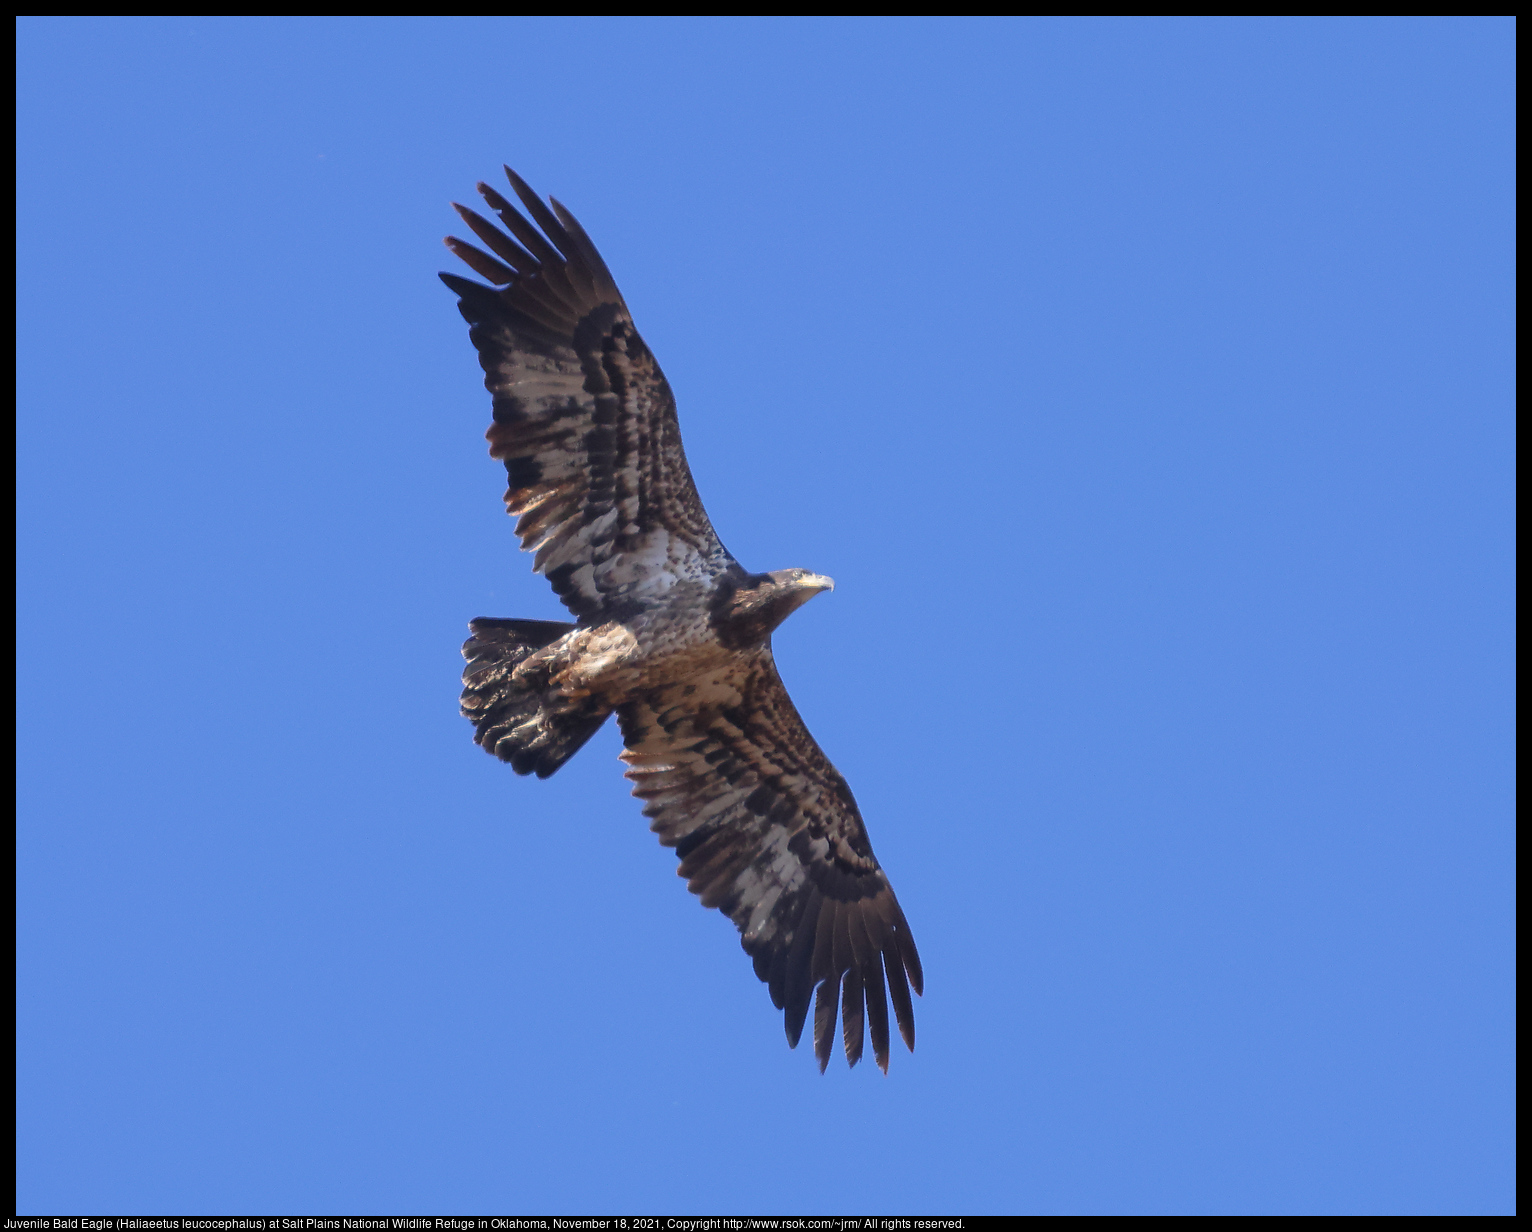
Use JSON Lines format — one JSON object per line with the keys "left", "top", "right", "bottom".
{"left": 460, "top": 617, "right": 610, "bottom": 778}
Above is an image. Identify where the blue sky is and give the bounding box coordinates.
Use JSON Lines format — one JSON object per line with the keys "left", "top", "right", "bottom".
{"left": 16, "top": 16, "right": 1514, "bottom": 1216}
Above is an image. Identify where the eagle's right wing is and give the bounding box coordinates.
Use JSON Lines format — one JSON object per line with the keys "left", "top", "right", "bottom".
{"left": 617, "top": 650, "right": 923, "bottom": 1072}
{"left": 442, "top": 168, "right": 731, "bottom": 623}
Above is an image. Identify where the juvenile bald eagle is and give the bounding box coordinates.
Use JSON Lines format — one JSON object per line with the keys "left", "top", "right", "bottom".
{"left": 442, "top": 168, "right": 922, "bottom": 1072}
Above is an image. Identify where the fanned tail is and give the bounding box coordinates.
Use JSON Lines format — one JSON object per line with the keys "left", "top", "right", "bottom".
{"left": 460, "top": 618, "right": 610, "bottom": 778}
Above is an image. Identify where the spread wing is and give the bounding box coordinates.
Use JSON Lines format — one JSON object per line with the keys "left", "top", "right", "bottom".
{"left": 441, "top": 168, "right": 731, "bottom": 622}
{"left": 617, "top": 651, "right": 923, "bottom": 1072}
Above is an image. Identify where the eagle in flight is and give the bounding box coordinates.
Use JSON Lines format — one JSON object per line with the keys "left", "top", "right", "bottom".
{"left": 441, "top": 167, "right": 923, "bottom": 1072}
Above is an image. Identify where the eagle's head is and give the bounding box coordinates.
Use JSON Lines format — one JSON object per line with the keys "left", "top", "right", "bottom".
{"left": 711, "top": 567, "right": 834, "bottom": 649}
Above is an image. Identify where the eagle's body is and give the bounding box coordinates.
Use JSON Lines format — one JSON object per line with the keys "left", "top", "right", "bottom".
{"left": 443, "top": 168, "right": 922, "bottom": 1072}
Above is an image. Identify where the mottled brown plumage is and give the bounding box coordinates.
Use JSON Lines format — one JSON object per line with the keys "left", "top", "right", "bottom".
{"left": 443, "top": 167, "right": 922, "bottom": 1071}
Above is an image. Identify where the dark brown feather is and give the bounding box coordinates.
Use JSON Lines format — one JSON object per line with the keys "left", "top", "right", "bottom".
{"left": 549, "top": 197, "right": 620, "bottom": 295}
{"left": 504, "top": 166, "right": 580, "bottom": 261}
{"left": 811, "top": 895, "right": 838, "bottom": 984}
{"left": 885, "top": 937, "right": 916, "bottom": 1053}
{"left": 841, "top": 967, "right": 865, "bottom": 1069}
{"left": 782, "top": 887, "right": 822, "bottom": 1047}
{"left": 890, "top": 898, "right": 925, "bottom": 997}
{"left": 528, "top": 256, "right": 588, "bottom": 319}
{"left": 846, "top": 900, "right": 872, "bottom": 968}
{"left": 813, "top": 976, "right": 839, "bottom": 1073}
{"left": 864, "top": 952, "right": 892, "bottom": 1074}
{"left": 452, "top": 203, "right": 539, "bottom": 274}
{"left": 832, "top": 901, "right": 854, "bottom": 976}
{"left": 443, "top": 236, "right": 517, "bottom": 286}
{"left": 479, "top": 180, "right": 565, "bottom": 269}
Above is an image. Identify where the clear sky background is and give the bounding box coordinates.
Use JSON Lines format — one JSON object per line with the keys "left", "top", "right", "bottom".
{"left": 16, "top": 16, "right": 1514, "bottom": 1217}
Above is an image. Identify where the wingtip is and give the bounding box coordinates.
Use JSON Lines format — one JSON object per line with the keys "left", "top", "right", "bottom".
{"left": 446, "top": 235, "right": 520, "bottom": 286}
{"left": 504, "top": 164, "right": 535, "bottom": 199}
{"left": 547, "top": 196, "right": 577, "bottom": 231}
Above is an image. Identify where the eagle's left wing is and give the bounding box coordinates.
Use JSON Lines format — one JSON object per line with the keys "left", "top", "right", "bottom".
{"left": 617, "top": 652, "right": 923, "bottom": 1072}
